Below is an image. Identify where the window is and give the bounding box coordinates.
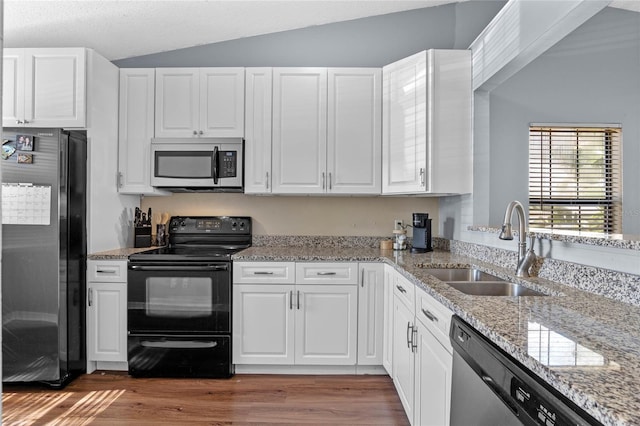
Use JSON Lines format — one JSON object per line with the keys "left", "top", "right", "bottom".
{"left": 528, "top": 125, "right": 622, "bottom": 234}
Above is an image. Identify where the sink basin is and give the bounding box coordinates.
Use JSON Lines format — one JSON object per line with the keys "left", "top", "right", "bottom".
{"left": 446, "top": 281, "right": 548, "bottom": 297}
{"left": 421, "top": 267, "right": 504, "bottom": 282}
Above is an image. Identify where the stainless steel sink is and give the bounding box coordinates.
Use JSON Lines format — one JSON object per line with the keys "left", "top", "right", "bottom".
{"left": 446, "top": 281, "right": 548, "bottom": 297}
{"left": 421, "top": 267, "right": 504, "bottom": 282}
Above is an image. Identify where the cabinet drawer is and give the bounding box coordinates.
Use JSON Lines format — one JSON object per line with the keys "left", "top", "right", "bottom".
{"left": 233, "top": 262, "right": 295, "bottom": 284}
{"left": 87, "top": 260, "right": 127, "bottom": 282}
{"left": 415, "top": 288, "right": 453, "bottom": 348}
{"left": 295, "top": 262, "right": 358, "bottom": 285}
{"left": 393, "top": 273, "right": 415, "bottom": 309}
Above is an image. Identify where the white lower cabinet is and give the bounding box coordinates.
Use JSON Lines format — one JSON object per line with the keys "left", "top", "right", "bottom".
{"left": 233, "top": 262, "right": 357, "bottom": 366}
{"left": 358, "top": 263, "right": 384, "bottom": 365}
{"left": 86, "top": 260, "right": 128, "bottom": 366}
{"left": 393, "top": 285, "right": 417, "bottom": 421}
{"left": 233, "top": 284, "right": 295, "bottom": 364}
{"left": 415, "top": 319, "right": 452, "bottom": 426}
{"left": 388, "top": 267, "right": 454, "bottom": 426}
{"left": 382, "top": 264, "right": 395, "bottom": 375}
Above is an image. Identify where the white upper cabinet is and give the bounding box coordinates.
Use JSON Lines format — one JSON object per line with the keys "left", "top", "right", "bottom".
{"left": 382, "top": 49, "right": 472, "bottom": 195}
{"left": 244, "top": 68, "right": 273, "bottom": 194}
{"left": 118, "top": 69, "right": 168, "bottom": 196}
{"left": 155, "top": 67, "right": 244, "bottom": 138}
{"left": 270, "top": 67, "right": 381, "bottom": 195}
{"left": 3, "top": 48, "right": 86, "bottom": 128}
{"left": 327, "top": 69, "right": 381, "bottom": 194}
{"left": 272, "top": 68, "right": 328, "bottom": 194}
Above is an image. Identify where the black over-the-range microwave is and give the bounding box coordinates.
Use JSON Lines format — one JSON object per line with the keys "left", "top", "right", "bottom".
{"left": 150, "top": 138, "right": 243, "bottom": 192}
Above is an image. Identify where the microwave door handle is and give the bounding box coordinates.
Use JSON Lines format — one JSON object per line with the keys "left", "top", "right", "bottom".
{"left": 212, "top": 146, "right": 219, "bottom": 184}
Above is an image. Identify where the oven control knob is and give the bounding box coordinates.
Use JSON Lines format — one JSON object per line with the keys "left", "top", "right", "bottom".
{"left": 180, "top": 220, "right": 186, "bottom": 227}
{"left": 239, "top": 222, "right": 245, "bottom": 229}
{"left": 232, "top": 222, "right": 237, "bottom": 228}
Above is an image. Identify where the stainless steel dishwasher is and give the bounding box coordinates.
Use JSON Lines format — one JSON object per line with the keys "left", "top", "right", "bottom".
{"left": 449, "top": 316, "right": 602, "bottom": 426}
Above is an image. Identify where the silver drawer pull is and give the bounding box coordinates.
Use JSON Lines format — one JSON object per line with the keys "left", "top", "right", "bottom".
{"left": 253, "top": 271, "right": 274, "bottom": 275}
{"left": 96, "top": 269, "right": 117, "bottom": 274}
{"left": 421, "top": 308, "right": 438, "bottom": 322}
{"left": 396, "top": 285, "right": 407, "bottom": 293}
{"left": 316, "top": 272, "right": 336, "bottom": 276}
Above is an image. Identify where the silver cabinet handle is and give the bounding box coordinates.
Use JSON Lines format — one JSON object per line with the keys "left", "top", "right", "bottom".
{"left": 411, "top": 326, "right": 418, "bottom": 352}
{"left": 24, "top": 119, "right": 29, "bottom": 124}
{"left": 289, "top": 290, "right": 293, "bottom": 310}
{"left": 361, "top": 269, "right": 365, "bottom": 287}
{"left": 253, "top": 271, "right": 274, "bottom": 275}
{"left": 396, "top": 285, "right": 407, "bottom": 293}
{"left": 199, "top": 130, "right": 203, "bottom": 135}
{"left": 16, "top": 119, "right": 24, "bottom": 124}
{"left": 322, "top": 172, "right": 326, "bottom": 190}
{"left": 406, "top": 322, "right": 413, "bottom": 348}
{"left": 297, "top": 290, "right": 301, "bottom": 310}
{"left": 317, "top": 272, "right": 336, "bottom": 276}
{"left": 193, "top": 130, "right": 198, "bottom": 135}
{"left": 88, "top": 288, "right": 93, "bottom": 307}
{"left": 329, "top": 172, "right": 332, "bottom": 190}
{"left": 96, "top": 269, "right": 117, "bottom": 274}
{"left": 266, "top": 172, "right": 270, "bottom": 190}
{"left": 419, "top": 167, "right": 425, "bottom": 186}
{"left": 421, "top": 308, "right": 438, "bottom": 322}
{"left": 118, "top": 172, "right": 124, "bottom": 188}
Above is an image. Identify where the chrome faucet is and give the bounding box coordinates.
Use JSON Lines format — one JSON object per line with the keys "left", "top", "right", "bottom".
{"left": 498, "top": 200, "right": 536, "bottom": 277}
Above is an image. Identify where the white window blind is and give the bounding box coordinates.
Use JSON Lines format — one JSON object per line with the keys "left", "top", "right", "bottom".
{"left": 528, "top": 125, "right": 622, "bottom": 234}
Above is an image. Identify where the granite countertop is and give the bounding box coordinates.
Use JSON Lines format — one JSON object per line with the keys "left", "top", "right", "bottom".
{"left": 233, "top": 246, "right": 640, "bottom": 426}
{"left": 88, "top": 247, "right": 158, "bottom": 260}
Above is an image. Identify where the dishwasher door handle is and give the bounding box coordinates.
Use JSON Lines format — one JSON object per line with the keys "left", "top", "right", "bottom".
{"left": 481, "top": 374, "right": 519, "bottom": 416}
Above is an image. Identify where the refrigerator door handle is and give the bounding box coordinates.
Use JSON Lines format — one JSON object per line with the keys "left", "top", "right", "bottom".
{"left": 88, "top": 287, "right": 93, "bottom": 307}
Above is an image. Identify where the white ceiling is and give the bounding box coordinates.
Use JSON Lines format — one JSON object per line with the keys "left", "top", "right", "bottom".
{"left": 4, "top": 1, "right": 638, "bottom": 62}
{"left": 3, "top": 0, "right": 459, "bottom": 61}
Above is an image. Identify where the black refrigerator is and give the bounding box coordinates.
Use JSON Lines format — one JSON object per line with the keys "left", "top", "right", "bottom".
{"left": 1, "top": 127, "right": 87, "bottom": 388}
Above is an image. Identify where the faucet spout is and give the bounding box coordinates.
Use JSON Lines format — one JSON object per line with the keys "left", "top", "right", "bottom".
{"left": 499, "top": 201, "right": 534, "bottom": 277}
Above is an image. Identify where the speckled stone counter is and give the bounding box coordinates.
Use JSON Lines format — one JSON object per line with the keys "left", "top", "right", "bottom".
{"left": 233, "top": 246, "right": 640, "bottom": 426}
{"left": 88, "top": 247, "right": 157, "bottom": 260}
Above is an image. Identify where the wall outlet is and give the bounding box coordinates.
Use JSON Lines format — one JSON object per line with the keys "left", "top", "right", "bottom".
{"left": 394, "top": 219, "right": 403, "bottom": 230}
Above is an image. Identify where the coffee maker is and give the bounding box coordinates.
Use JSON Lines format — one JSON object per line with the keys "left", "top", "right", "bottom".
{"left": 410, "top": 213, "right": 433, "bottom": 253}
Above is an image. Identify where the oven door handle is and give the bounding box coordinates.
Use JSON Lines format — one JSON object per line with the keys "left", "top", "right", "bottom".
{"left": 129, "top": 264, "right": 228, "bottom": 272}
{"left": 141, "top": 340, "right": 218, "bottom": 349}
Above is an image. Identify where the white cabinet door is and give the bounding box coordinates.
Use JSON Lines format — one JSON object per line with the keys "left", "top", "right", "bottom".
{"left": 382, "top": 49, "right": 472, "bottom": 195}
{"left": 118, "top": 69, "right": 168, "bottom": 195}
{"left": 233, "top": 284, "right": 295, "bottom": 365}
{"left": 295, "top": 284, "right": 358, "bottom": 365}
{"left": 357, "top": 263, "right": 384, "bottom": 365}
{"left": 87, "top": 282, "right": 127, "bottom": 362}
{"left": 272, "top": 68, "right": 327, "bottom": 194}
{"left": 327, "top": 68, "right": 381, "bottom": 194}
{"left": 382, "top": 265, "right": 396, "bottom": 375}
{"left": 3, "top": 51, "right": 24, "bottom": 127}
{"left": 244, "top": 68, "right": 273, "bottom": 194}
{"left": 3, "top": 48, "right": 86, "bottom": 128}
{"left": 392, "top": 295, "right": 416, "bottom": 421}
{"left": 155, "top": 68, "right": 200, "bottom": 137}
{"left": 415, "top": 320, "right": 452, "bottom": 426}
{"left": 155, "top": 68, "right": 244, "bottom": 138}
{"left": 382, "top": 52, "right": 425, "bottom": 194}
{"left": 200, "top": 68, "right": 244, "bottom": 137}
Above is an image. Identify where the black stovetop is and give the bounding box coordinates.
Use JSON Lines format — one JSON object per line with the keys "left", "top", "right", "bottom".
{"left": 129, "top": 216, "right": 251, "bottom": 262}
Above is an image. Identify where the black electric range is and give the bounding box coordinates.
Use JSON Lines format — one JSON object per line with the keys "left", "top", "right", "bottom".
{"left": 127, "top": 216, "right": 251, "bottom": 378}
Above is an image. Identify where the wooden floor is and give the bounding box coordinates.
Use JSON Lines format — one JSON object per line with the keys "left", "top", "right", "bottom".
{"left": 2, "top": 372, "right": 410, "bottom": 425}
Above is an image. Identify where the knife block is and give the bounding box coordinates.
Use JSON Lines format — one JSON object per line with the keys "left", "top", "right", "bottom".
{"left": 134, "top": 225, "right": 152, "bottom": 248}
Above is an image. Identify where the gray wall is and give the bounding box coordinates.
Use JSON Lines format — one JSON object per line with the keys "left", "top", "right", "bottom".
{"left": 114, "top": 1, "right": 505, "bottom": 68}
{"left": 486, "top": 7, "right": 640, "bottom": 234}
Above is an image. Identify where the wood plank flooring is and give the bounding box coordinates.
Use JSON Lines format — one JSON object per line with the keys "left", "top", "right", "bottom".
{"left": 2, "top": 372, "right": 410, "bottom": 425}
